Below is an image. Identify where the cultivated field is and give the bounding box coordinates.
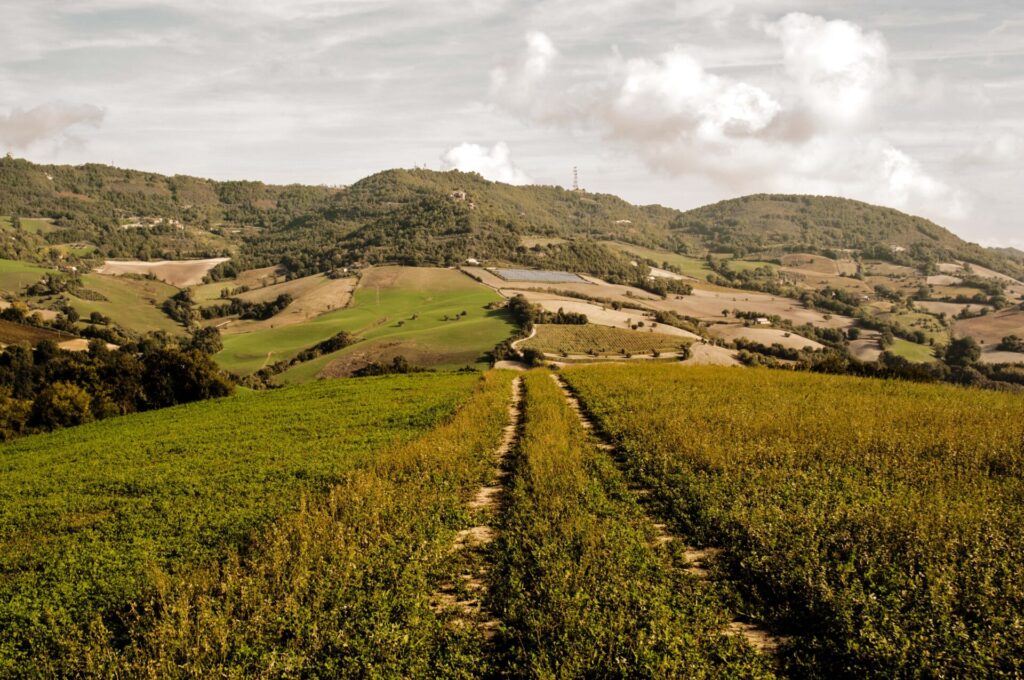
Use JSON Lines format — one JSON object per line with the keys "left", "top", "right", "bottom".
{"left": 0, "top": 372, "right": 485, "bottom": 675}
{"left": 0, "top": 318, "right": 75, "bottom": 345}
{"left": 706, "top": 324, "right": 824, "bottom": 350}
{"left": 217, "top": 274, "right": 357, "bottom": 334}
{"left": 564, "top": 363, "right": 1024, "bottom": 677}
{"left": 190, "top": 265, "right": 285, "bottom": 302}
{"left": 218, "top": 266, "right": 513, "bottom": 378}
{"left": 954, "top": 307, "right": 1024, "bottom": 347}
{"left": 0, "top": 259, "right": 53, "bottom": 293}
{"left": 515, "top": 291, "right": 699, "bottom": 339}
{"left": 68, "top": 273, "right": 183, "bottom": 335}
{"left": 97, "top": 257, "right": 230, "bottom": 287}
{"left": 520, "top": 323, "right": 691, "bottom": 356}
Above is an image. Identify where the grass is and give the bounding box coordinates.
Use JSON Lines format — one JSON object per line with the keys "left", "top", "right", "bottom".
{"left": 521, "top": 323, "right": 690, "bottom": 356}
{"left": 67, "top": 274, "right": 183, "bottom": 335}
{"left": 887, "top": 337, "right": 937, "bottom": 363}
{"left": 0, "top": 217, "right": 56, "bottom": 235}
{"left": 602, "top": 241, "right": 713, "bottom": 280}
{"left": 0, "top": 372, "right": 485, "bottom": 675}
{"left": 564, "top": 364, "right": 1024, "bottom": 677}
{"left": 220, "top": 266, "right": 514, "bottom": 378}
{"left": 0, "top": 258, "right": 52, "bottom": 293}
{"left": 491, "top": 371, "right": 772, "bottom": 676}
{"left": 871, "top": 306, "right": 950, "bottom": 345}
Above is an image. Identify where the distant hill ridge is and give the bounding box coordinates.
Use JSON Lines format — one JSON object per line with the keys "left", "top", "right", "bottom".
{"left": 0, "top": 155, "right": 1019, "bottom": 280}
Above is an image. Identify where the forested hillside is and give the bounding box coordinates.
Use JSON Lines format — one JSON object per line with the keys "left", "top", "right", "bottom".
{"left": 0, "top": 155, "right": 1019, "bottom": 280}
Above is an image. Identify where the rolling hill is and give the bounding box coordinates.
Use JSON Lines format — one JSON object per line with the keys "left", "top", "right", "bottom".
{"left": 2, "top": 155, "right": 1020, "bottom": 281}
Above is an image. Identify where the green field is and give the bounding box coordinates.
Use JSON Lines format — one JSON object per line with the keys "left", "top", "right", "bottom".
{"left": 564, "top": 364, "right": 1024, "bottom": 676}
{"left": 67, "top": 274, "right": 183, "bottom": 335}
{"left": 0, "top": 216, "right": 56, "bottom": 235}
{"left": 602, "top": 241, "right": 713, "bottom": 280}
{"left": 0, "top": 372, "right": 485, "bottom": 674}
{"left": 494, "top": 372, "right": 770, "bottom": 675}
{"left": 521, "top": 323, "right": 690, "bottom": 356}
{"left": 0, "top": 258, "right": 52, "bottom": 293}
{"left": 888, "top": 336, "right": 938, "bottom": 362}
{"left": 220, "top": 266, "right": 515, "bottom": 378}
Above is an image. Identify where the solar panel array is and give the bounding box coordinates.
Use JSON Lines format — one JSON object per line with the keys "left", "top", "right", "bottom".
{"left": 491, "top": 268, "right": 589, "bottom": 283}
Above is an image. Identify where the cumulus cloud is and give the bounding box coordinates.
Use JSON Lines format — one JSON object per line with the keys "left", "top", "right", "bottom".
{"left": 767, "top": 13, "right": 889, "bottom": 129}
{"left": 490, "top": 31, "right": 559, "bottom": 120}
{"left": 441, "top": 141, "right": 532, "bottom": 185}
{"left": 489, "top": 18, "right": 966, "bottom": 221}
{"left": 0, "top": 102, "right": 104, "bottom": 150}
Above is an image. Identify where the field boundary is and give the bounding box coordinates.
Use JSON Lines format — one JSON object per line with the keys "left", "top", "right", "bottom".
{"left": 549, "top": 371, "right": 790, "bottom": 657}
{"left": 433, "top": 376, "right": 523, "bottom": 638}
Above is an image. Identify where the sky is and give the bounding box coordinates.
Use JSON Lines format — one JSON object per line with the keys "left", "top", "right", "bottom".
{"left": 0, "top": 1, "right": 1022, "bottom": 248}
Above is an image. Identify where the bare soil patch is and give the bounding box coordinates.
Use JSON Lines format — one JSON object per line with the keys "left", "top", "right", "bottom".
{"left": 954, "top": 308, "right": 1024, "bottom": 346}
{"left": 707, "top": 324, "right": 824, "bottom": 350}
{"left": 682, "top": 343, "right": 741, "bottom": 366}
{"left": 98, "top": 258, "right": 229, "bottom": 287}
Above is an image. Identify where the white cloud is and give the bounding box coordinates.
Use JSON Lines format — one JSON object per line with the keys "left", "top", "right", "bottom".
{"left": 608, "top": 49, "right": 781, "bottom": 141}
{"left": 766, "top": 13, "right": 889, "bottom": 129}
{"left": 490, "top": 31, "right": 559, "bottom": 120}
{"left": 441, "top": 141, "right": 532, "bottom": 185}
{"left": 488, "top": 18, "right": 968, "bottom": 222}
{"left": 0, "top": 102, "right": 105, "bottom": 150}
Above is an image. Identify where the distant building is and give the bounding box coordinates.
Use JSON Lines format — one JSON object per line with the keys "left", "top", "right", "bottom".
{"left": 755, "top": 317, "right": 771, "bottom": 325}
{"left": 466, "top": 258, "right": 480, "bottom": 266}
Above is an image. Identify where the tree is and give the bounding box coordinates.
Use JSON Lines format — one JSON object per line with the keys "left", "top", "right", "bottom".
{"left": 944, "top": 336, "right": 981, "bottom": 367}
{"left": 188, "top": 326, "right": 224, "bottom": 355}
{"left": 29, "top": 382, "right": 93, "bottom": 430}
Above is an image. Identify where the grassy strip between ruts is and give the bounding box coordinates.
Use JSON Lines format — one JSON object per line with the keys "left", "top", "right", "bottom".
{"left": 93, "top": 369, "right": 515, "bottom": 677}
{"left": 489, "top": 370, "right": 773, "bottom": 678}
{"left": 563, "top": 363, "right": 1024, "bottom": 678}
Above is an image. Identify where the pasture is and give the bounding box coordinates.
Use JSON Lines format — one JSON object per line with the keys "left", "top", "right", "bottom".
{"left": 0, "top": 259, "right": 52, "bottom": 294}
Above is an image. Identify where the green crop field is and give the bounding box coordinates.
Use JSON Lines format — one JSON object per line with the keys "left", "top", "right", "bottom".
{"left": 888, "top": 336, "right": 938, "bottom": 362}
{"left": 67, "top": 274, "right": 183, "bottom": 335}
{"left": 520, "top": 323, "right": 690, "bottom": 356}
{"left": 0, "top": 258, "right": 52, "bottom": 293}
{"left": 220, "top": 266, "right": 515, "bottom": 378}
{"left": 0, "top": 372, "right": 487, "bottom": 675}
{"left": 492, "top": 372, "right": 771, "bottom": 675}
{"left": 564, "top": 364, "right": 1024, "bottom": 677}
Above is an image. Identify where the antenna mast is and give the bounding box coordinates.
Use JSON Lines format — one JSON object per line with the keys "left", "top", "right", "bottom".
{"left": 572, "top": 166, "right": 579, "bottom": 192}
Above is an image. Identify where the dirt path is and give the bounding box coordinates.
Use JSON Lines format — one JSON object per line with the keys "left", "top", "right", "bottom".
{"left": 433, "top": 376, "right": 523, "bottom": 638}
{"left": 548, "top": 372, "right": 788, "bottom": 656}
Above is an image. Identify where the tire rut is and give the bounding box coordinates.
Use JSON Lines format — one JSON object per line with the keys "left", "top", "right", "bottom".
{"left": 548, "top": 371, "right": 790, "bottom": 657}
{"left": 432, "top": 376, "right": 523, "bottom": 639}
